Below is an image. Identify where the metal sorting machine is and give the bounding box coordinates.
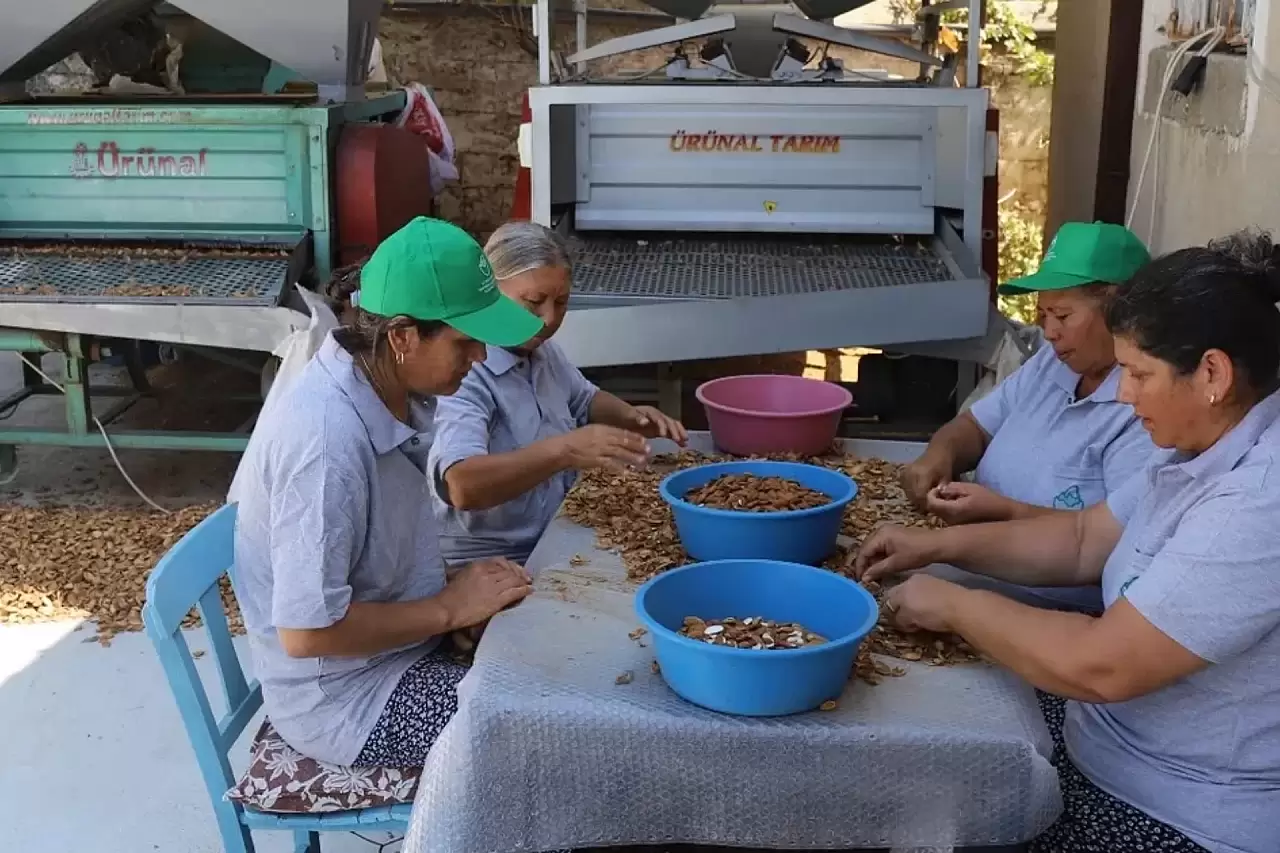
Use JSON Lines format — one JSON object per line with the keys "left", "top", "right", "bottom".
{"left": 0, "top": 0, "right": 434, "bottom": 477}
{"left": 527, "top": 0, "right": 1015, "bottom": 425}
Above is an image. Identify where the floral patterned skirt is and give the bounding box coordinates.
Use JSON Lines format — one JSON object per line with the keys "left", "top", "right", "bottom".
{"left": 1030, "top": 693, "right": 1209, "bottom": 853}
{"left": 353, "top": 651, "right": 469, "bottom": 767}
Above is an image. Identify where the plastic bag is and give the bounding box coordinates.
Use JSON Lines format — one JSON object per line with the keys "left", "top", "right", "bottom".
{"left": 227, "top": 286, "right": 339, "bottom": 504}
{"left": 958, "top": 319, "right": 1042, "bottom": 414}
{"left": 368, "top": 38, "right": 388, "bottom": 84}
{"left": 396, "top": 82, "right": 459, "bottom": 196}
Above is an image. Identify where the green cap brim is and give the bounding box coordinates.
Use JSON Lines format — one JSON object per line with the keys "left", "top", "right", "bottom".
{"left": 997, "top": 269, "right": 1098, "bottom": 296}
{"left": 446, "top": 292, "right": 544, "bottom": 347}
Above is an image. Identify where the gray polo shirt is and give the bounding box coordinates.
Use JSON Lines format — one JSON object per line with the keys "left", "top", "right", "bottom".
{"left": 961, "top": 344, "right": 1155, "bottom": 611}
{"left": 969, "top": 344, "right": 1155, "bottom": 508}
{"left": 1065, "top": 388, "right": 1280, "bottom": 853}
{"left": 429, "top": 340, "right": 598, "bottom": 566}
{"left": 232, "top": 333, "right": 445, "bottom": 766}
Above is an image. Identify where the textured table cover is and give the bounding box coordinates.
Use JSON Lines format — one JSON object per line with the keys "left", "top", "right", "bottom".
{"left": 403, "top": 438, "right": 1062, "bottom": 853}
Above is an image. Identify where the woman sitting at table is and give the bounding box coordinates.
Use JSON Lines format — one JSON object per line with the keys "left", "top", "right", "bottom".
{"left": 232, "top": 217, "right": 542, "bottom": 768}
{"left": 900, "top": 221, "right": 1155, "bottom": 527}
{"left": 899, "top": 222, "right": 1156, "bottom": 613}
{"left": 854, "top": 230, "right": 1280, "bottom": 853}
{"left": 429, "top": 220, "right": 687, "bottom": 567}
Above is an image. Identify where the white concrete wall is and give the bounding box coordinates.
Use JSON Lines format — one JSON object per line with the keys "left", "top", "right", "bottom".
{"left": 1128, "top": 0, "right": 1280, "bottom": 253}
{"left": 1044, "top": 0, "right": 1113, "bottom": 238}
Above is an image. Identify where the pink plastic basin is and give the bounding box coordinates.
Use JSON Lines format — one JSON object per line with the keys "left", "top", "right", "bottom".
{"left": 696, "top": 374, "right": 853, "bottom": 457}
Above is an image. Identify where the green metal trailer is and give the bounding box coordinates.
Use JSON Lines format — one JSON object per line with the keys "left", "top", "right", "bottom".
{"left": 0, "top": 96, "right": 407, "bottom": 475}
{"left": 0, "top": 0, "right": 422, "bottom": 478}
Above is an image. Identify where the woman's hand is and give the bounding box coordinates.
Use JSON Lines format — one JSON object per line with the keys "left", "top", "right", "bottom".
{"left": 438, "top": 557, "right": 533, "bottom": 630}
{"left": 883, "top": 575, "right": 965, "bottom": 634}
{"left": 853, "top": 524, "right": 941, "bottom": 582}
{"left": 924, "top": 482, "right": 1015, "bottom": 525}
{"left": 626, "top": 405, "right": 689, "bottom": 445}
{"left": 899, "top": 456, "right": 952, "bottom": 508}
{"left": 555, "top": 424, "right": 650, "bottom": 470}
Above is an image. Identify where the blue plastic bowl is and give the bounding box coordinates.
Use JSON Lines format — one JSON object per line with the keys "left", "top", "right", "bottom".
{"left": 636, "top": 559, "right": 880, "bottom": 716}
{"left": 659, "top": 460, "right": 857, "bottom": 565}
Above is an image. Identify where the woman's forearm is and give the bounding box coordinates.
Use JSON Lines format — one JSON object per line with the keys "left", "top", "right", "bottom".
{"left": 1002, "top": 500, "right": 1060, "bottom": 522}
{"left": 922, "top": 412, "right": 990, "bottom": 477}
{"left": 587, "top": 390, "right": 639, "bottom": 427}
{"left": 442, "top": 440, "right": 568, "bottom": 511}
{"left": 929, "top": 509, "right": 1101, "bottom": 587}
{"left": 943, "top": 587, "right": 1113, "bottom": 701}
{"left": 278, "top": 598, "right": 457, "bottom": 659}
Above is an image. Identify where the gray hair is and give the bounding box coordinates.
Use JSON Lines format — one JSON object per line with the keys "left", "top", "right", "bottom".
{"left": 484, "top": 221, "right": 573, "bottom": 281}
{"left": 1208, "top": 227, "right": 1278, "bottom": 275}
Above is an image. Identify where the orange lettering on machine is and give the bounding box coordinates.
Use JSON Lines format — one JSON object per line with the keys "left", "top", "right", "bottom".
{"left": 668, "top": 130, "right": 841, "bottom": 154}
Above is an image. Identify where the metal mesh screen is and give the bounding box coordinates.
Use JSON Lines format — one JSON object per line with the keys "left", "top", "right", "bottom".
{"left": 0, "top": 245, "right": 292, "bottom": 307}
{"left": 570, "top": 234, "right": 953, "bottom": 301}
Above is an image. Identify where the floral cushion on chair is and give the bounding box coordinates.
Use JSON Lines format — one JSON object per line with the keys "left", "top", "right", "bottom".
{"left": 225, "top": 720, "right": 420, "bottom": 813}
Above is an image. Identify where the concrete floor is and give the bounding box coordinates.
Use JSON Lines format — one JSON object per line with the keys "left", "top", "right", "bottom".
{"left": 0, "top": 621, "right": 401, "bottom": 853}
{"left": 0, "top": 352, "right": 380, "bottom": 853}
{"left": 0, "top": 349, "right": 245, "bottom": 506}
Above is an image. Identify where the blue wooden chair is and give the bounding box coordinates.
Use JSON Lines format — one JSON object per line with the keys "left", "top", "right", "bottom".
{"left": 142, "top": 503, "right": 413, "bottom": 853}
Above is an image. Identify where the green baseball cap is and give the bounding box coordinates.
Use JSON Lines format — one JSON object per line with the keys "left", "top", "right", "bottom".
{"left": 998, "top": 221, "right": 1151, "bottom": 295}
{"left": 357, "top": 216, "right": 543, "bottom": 347}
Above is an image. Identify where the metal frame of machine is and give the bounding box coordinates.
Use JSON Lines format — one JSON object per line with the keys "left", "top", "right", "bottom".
{"left": 522, "top": 0, "right": 1004, "bottom": 408}
{"left": 528, "top": 82, "right": 988, "bottom": 257}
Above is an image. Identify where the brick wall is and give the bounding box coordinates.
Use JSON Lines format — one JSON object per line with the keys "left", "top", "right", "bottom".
{"left": 380, "top": 9, "right": 671, "bottom": 235}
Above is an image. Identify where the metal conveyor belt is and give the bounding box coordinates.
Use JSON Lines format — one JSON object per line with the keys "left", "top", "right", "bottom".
{"left": 0, "top": 243, "right": 295, "bottom": 307}
{"left": 570, "top": 234, "right": 955, "bottom": 302}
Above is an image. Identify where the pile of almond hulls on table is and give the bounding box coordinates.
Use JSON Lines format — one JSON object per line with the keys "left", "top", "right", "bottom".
{"left": 560, "top": 448, "right": 984, "bottom": 687}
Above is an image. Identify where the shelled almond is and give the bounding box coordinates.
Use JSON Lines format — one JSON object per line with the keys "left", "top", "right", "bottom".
{"left": 684, "top": 474, "right": 830, "bottom": 512}
{"left": 680, "top": 615, "right": 827, "bottom": 649}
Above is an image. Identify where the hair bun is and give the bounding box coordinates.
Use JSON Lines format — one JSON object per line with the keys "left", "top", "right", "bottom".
{"left": 1208, "top": 228, "right": 1280, "bottom": 303}
{"left": 1268, "top": 246, "right": 1280, "bottom": 303}
{"left": 322, "top": 260, "right": 365, "bottom": 314}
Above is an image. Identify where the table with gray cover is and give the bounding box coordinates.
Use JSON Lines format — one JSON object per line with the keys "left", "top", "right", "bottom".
{"left": 403, "top": 437, "right": 1062, "bottom": 853}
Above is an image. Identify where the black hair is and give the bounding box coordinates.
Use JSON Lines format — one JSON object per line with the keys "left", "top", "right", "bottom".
{"left": 1105, "top": 228, "right": 1280, "bottom": 395}
{"left": 322, "top": 260, "right": 364, "bottom": 316}
{"left": 323, "top": 260, "right": 447, "bottom": 358}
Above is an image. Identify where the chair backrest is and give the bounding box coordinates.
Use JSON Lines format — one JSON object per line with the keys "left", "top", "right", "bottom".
{"left": 143, "top": 503, "right": 262, "bottom": 814}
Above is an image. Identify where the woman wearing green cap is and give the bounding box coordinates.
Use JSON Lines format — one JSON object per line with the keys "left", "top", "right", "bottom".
{"left": 430, "top": 220, "right": 687, "bottom": 569}
{"left": 230, "top": 217, "right": 546, "bottom": 769}
{"left": 854, "top": 229, "right": 1280, "bottom": 853}
{"left": 898, "top": 222, "right": 1156, "bottom": 612}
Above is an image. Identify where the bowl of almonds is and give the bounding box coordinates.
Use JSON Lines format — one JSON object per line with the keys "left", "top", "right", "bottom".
{"left": 659, "top": 460, "right": 856, "bottom": 564}
{"left": 636, "top": 558, "right": 879, "bottom": 716}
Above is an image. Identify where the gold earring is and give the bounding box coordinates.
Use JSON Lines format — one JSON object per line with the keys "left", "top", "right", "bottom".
{"left": 1209, "top": 394, "right": 1217, "bottom": 405}
{"left": 395, "top": 350, "right": 405, "bottom": 366}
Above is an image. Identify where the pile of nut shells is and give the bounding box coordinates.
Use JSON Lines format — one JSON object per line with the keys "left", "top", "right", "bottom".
{"left": 560, "top": 447, "right": 936, "bottom": 584}
{"left": 684, "top": 474, "right": 830, "bottom": 512}
{"left": 680, "top": 615, "right": 827, "bottom": 649}
{"left": 102, "top": 283, "right": 196, "bottom": 298}
{"left": 2, "top": 241, "right": 290, "bottom": 261}
{"left": 561, "top": 448, "right": 983, "bottom": 685}
{"left": 0, "top": 503, "right": 233, "bottom": 644}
